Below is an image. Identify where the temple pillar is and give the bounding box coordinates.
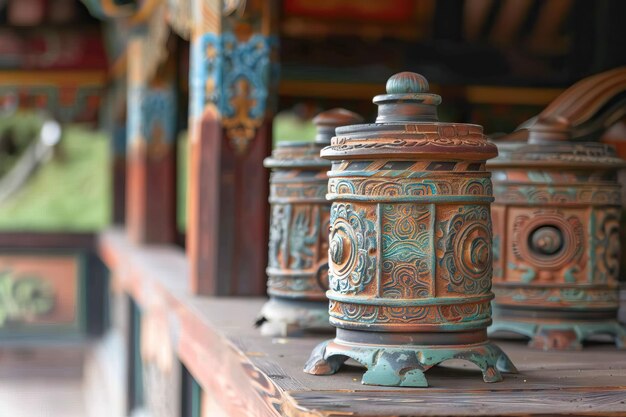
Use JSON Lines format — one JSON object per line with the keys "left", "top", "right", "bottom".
{"left": 187, "top": 0, "right": 278, "bottom": 295}
{"left": 125, "top": 29, "right": 178, "bottom": 244}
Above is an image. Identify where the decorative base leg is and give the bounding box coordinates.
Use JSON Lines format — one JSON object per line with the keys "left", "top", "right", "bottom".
{"left": 303, "top": 338, "right": 517, "bottom": 387}
{"left": 256, "top": 298, "right": 331, "bottom": 337}
{"left": 489, "top": 319, "right": 626, "bottom": 351}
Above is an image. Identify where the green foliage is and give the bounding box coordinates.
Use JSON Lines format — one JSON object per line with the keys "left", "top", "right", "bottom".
{"left": 272, "top": 112, "right": 316, "bottom": 145}
{"left": 0, "top": 125, "right": 111, "bottom": 231}
{"left": 0, "top": 112, "right": 45, "bottom": 177}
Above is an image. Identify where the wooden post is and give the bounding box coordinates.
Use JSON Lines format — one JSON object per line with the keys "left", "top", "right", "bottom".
{"left": 125, "top": 33, "right": 178, "bottom": 244}
{"left": 187, "top": 0, "right": 277, "bottom": 295}
{"left": 108, "top": 79, "right": 128, "bottom": 225}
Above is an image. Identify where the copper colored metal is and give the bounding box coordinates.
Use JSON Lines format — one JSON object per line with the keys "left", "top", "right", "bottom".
{"left": 489, "top": 142, "right": 626, "bottom": 350}
{"left": 489, "top": 67, "right": 626, "bottom": 350}
{"left": 304, "top": 72, "right": 516, "bottom": 387}
{"left": 258, "top": 109, "right": 363, "bottom": 336}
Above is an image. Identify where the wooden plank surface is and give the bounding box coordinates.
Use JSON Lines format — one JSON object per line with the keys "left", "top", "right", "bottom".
{"left": 99, "top": 228, "right": 626, "bottom": 417}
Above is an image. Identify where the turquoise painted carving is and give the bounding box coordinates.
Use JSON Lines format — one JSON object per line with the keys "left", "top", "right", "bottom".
{"left": 328, "top": 203, "right": 377, "bottom": 295}
{"left": 128, "top": 86, "right": 176, "bottom": 146}
{"left": 258, "top": 109, "right": 364, "bottom": 337}
{"left": 141, "top": 88, "right": 176, "bottom": 144}
{"left": 191, "top": 32, "right": 276, "bottom": 153}
{"left": 304, "top": 72, "right": 516, "bottom": 386}
{"left": 0, "top": 271, "right": 54, "bottom": 326}
{"left": 439, "top": 205, "right": 493, "bottom": 295}
{"left": 381, "top": 204, "right": 431, "bottom": 298}
{"left": 306, "top": 337, "right": 516, "bottom": 388}
{"left": 489, "top": 142, "right": 626, "bottom": 350}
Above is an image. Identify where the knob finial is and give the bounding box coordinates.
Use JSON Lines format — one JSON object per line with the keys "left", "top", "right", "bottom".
{"left": 385, "top": 72, "right": 429, "bottom": 94}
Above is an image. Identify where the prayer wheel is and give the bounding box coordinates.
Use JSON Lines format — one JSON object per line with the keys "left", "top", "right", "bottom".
{"left": 304, "top": 72, "right": 516, "bottom": 387}
{"left": 258, "top": 109, "right": 363, "bottom": 336}
{"left": 489, "top": 68, "right": 626, "bottom": 350}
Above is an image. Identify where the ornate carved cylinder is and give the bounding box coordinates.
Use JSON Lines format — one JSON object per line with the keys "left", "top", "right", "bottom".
{"left": 489, "top": 142, "right": 626, "bottom": 350}
{"left": 258, "top": 109, "right": 363, "bottom": 336}
{"left": 488, "top": 67, "right": 626, "bottom": 350}
{"left": 304, "top": 72, "right": 516, "bottom": 387}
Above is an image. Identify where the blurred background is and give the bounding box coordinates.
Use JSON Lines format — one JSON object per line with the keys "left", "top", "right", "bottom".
{"left": 0, "top": 0, "right": 625, "bottom": 416}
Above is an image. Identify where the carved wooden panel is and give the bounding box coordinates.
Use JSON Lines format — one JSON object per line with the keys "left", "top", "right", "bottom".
{"left": 0, "top": 253, "right": 82, "bottom": 333}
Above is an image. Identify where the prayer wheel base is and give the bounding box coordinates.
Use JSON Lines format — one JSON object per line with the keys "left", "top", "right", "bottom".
{"left": 304, "top": 334, "right": 517, "bottom": 387}
{"left": 490, "top": 318, "right": 626, "bottom": 351}
{"left": 257, "top": 298, "right": 331, "bottom": 337}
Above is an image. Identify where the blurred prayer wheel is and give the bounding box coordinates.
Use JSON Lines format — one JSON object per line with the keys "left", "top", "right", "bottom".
{"left": 304, "top": 72, "right": 516, "bottom": 387}
{"left": 258, "top": 108, "right": 363, "bottom": 336}
{"left": 489, "top": 67, "right": 626, "bottom": 350}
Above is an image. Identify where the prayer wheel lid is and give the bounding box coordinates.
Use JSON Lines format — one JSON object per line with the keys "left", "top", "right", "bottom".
{"left": 265, "top": 108, "right": 363, "bottom": 169}
{"left": 313, "top": 108, "right": 363, "bottom": 146}
{"left": 321, "top": 72, "right": 497, "bottom": 161}
{"left": 488, "top": 141, "right": 626, "bottom": 169}
{"left": 264, "top": 140, "right": 328, "bottom": 169}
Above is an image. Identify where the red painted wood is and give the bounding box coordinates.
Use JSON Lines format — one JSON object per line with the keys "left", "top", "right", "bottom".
{"left": 126, "top": 142, "right": 177, "bottom": 244}
{"left": 187, "top": 115, "right": 270, "bottom": 296}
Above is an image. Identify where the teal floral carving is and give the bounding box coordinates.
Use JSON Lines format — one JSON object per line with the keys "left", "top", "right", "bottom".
{"left": 0, "top": 271, "right": 55, "bottom": 326}
{"left": 191, "top": 31, "right": 277, "bottom": 152}
{"left": 381, "top": 204, "right": 432, "bottom": 298}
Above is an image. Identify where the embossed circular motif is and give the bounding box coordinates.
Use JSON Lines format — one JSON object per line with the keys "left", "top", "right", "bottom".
{"left": 329, "top": 220, "right": 357, "bottom": 278}
{"left": 456, "top": 223, "right": 492, "bottom": 280}
{"left": 328, "top": 204, "right": 377, "bottom": 294}
{"left": 440, "top": 206, "right": 493, "bottom": 294}
{"left": 516, "top": 214, "right": 580, "bottom": 270}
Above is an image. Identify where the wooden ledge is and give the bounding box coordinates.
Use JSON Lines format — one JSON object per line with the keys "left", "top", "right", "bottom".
{"left": 0, "top": 232, "right": 97, "bottom": 250}
{"left": 98, "top": 228, "right": 626, "bottom": 416}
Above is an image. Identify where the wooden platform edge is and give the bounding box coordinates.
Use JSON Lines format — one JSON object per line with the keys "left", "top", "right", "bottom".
{"left": 97, "top": 228, "right": 306, "bottom": 417}
{"left": 96, "top": 228, "right": 626, "bottom": 417}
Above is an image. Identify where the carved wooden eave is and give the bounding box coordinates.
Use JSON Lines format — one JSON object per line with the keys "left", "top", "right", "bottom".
{"left": 82, "top": 0, "right": 172, "bottom": 82}
{"left": 81, "top": 0, "right": 137, "bottom": 20}
{"left": 138, "top": 1, "right": 171, "bottom": 82}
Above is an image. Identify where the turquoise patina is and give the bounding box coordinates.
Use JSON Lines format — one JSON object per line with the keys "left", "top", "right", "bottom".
{"left": 190, "top": 31, "right": 277, "bottom": 153}
{"left": 489, "top": 142, "right": 626, "bottom": 350}
{"left": 304, "top": 72, "right": 516, "bottom": 387}
{"left": 258, "top": 109, "right": 363, "bottom": 337}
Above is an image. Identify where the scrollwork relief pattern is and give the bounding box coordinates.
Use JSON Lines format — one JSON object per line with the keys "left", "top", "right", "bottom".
{"left": 328, "top": 300, "right": 491, "bottom": 325}
{"left": 329, "top": 176, "right": 492, "bottom": 198}
{"left": 328, "top": 203, "right": 377, "bottom": 294}
{"left": 438, "top": 206, "right": 493, "bottom": 295}
{"left": 494, "top": 184, "right": 621, "bottom": 205}
{"left": 381, "top": 204, "right": 431, "bottom": 299}
{"left": 593, "top": 208, "right": 621, "bottom": 284}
